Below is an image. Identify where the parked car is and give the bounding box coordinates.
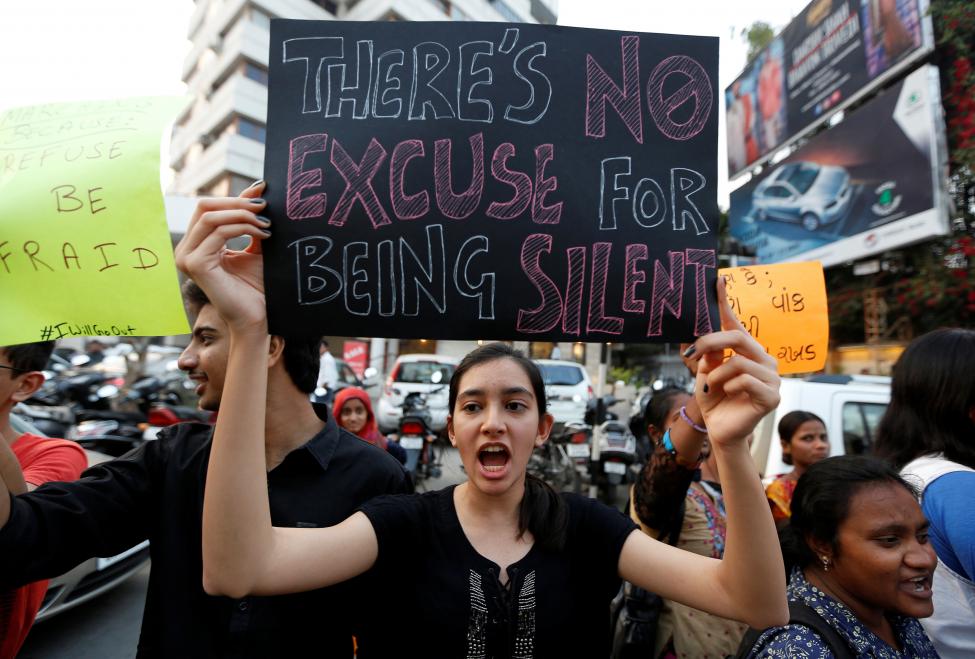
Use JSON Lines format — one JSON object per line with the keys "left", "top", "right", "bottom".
{"left": 376, "top": 354, "right": 457, "bottom": 434}
{"left": 749, "top": 374, "right": 890, "bottom": 480}
{"left": 334, "top": 359, "right": 365, "bottom": 389}
{"left": 9, "top": 413, "right": 150, "bottom": 622}
{"left": 752, "top": 161, "right": 853, "bottom": 231}
{"left": 535, "top": 359, "right": 593, "bottom": 428}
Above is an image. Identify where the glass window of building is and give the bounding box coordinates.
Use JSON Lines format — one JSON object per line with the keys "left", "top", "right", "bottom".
{"left": 243, "top": 62, "right": 268, "bottom": 86}
{"left": 237, "top": 117, "right": 266, "bottom": 143}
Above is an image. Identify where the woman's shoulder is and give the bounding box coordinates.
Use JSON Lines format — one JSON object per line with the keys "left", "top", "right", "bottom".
{"left": 765, "top": 473, "right": 793, "bottom": 492}
{"left": 359, "top": 486, "right": 452, "bottom": 518}
{"left": 559, "top": 493, "right": 638, "bottom": 539}
{"left": 747, "top": 623, "right": 837, "bottom": 658}
{"left": 559, "top": 491, "right": 619, "bottom": 517}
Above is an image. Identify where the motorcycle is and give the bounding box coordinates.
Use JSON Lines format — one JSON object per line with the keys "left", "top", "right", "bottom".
{"left": 543, "top": 421, "right": 591, "bottom": 488}
{"left": 527, "top": 426, "right": 582, "bottom": 493}
{"left": 591, "top": 419, "right": 639, "bottom": 505}
{"left": 584, "top": 395, "right": 639, "bottom": 505}
{"left": 396, "top": 388, "right": 444, "bottom": 484}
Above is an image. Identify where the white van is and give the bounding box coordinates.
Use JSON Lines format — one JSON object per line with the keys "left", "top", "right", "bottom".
{"left": 751, "top": 374, "right": 891, "bottom": 479}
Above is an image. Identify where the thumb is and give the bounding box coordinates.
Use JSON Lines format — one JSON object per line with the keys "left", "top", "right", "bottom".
{"left": 243, "top": 236, "right": 263, "bottom": 255}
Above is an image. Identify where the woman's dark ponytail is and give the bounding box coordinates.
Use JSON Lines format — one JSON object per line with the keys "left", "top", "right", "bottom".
{"left": 520, "top": 473, "right": 568, "bottom": 552}
{"left": 777, "top": 521, "right": 805, "bottom": 575}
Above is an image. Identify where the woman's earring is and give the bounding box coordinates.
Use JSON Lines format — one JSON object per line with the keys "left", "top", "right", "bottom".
{"left": 820, "top": 555, "right": 831, "bottom": 572}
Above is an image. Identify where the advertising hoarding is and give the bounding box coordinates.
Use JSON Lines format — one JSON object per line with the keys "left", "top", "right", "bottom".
{"left": 728, "top": 65, "right": 948, "bottom": 267}
{"left": 726, "top": 0, "right": 933, "bottom": 178}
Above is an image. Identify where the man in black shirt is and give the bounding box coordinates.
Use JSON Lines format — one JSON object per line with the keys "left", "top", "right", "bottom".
{"left": 0, "top": 189, "right": 410, "bottom": 658}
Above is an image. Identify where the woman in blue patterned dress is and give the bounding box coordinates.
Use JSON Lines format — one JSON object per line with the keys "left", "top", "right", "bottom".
{"left": 743, "top": 456, "right": 940, "bottom": 658}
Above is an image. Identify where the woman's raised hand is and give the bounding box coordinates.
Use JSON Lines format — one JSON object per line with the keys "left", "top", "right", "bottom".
{"left": 173, "top": 181, "right": 269, "bottom": 333}
{"left": 685, "top": 277, "right": 780, "bottom": 448}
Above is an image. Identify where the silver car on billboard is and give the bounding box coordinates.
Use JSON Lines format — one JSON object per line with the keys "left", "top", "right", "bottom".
{"left": 752, "top": 161, "right": 853, "bottom": 232}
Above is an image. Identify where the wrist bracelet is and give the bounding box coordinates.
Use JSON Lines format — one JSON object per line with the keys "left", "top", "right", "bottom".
{"left": 679, "top": 405, "right": 707, "bottom": 434}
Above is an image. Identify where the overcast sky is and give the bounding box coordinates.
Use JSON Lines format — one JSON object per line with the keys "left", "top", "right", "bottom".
{"left": 1, "top": 0, "right": 809, "bottom": 205}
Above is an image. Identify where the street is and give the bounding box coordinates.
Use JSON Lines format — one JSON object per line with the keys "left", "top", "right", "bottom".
{"left": 19, "top": 564, "right": 148, "bottom": 659}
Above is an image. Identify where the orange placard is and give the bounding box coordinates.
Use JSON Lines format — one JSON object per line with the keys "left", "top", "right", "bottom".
{"left": 718, "top": 261, "right": 828, "bottom": 375}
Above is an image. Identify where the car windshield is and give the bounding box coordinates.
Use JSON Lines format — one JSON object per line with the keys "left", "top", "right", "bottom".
{"left": 395, "top": 361, "right": 454, "bottom": 384}
{"left": 781, "top": 164, "right": 819, "bottom": 194}
{"left": 540, "top": 364, "right": 584, "bottom": 386}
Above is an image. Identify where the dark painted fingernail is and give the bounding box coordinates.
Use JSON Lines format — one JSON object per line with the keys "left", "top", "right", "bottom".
{"left": 702, "top": 383, "right": 709, "bottom": 394}
{"left": 256, "top": 215, "right": 271, "bottom": 226}
{"left": 249, "top": 198, "right": 267, "bottom": 205}
{"left": 245, "top": 179, "right": 265, "bottom": 190}
{"left": 682, "top": 345, "right": 696, "bottom": 358}
{"left": 260, "top": 229, "right": 272, "bottom": 237}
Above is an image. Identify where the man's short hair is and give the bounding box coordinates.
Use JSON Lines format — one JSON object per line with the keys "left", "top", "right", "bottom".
{"left": 2, "top": 341, "right": 56, "bottom": 373}
{"left": 181, "top": 279, "right": 320, "bottom": 393}
{"left": 182, "top": 279, "right": 210, "bottom": 315}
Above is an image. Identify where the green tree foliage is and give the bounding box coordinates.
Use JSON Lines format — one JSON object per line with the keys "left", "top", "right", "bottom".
{"left": 741, "top": 21, "right": 775, "bottom": 61}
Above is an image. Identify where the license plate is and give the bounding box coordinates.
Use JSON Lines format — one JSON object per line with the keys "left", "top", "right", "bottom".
{"left": 400, "top": 436, "right": 424, "bottom": 450}
{"left": 603, "top": 461, "right": 627, "bottom": 475}
{"left": 566, "top": 444, "right": 590, "bottom": 458}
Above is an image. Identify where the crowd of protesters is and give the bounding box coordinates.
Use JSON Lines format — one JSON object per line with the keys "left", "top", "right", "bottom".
{"left": 0, "top": 184, "right": 970, "bottom": 658}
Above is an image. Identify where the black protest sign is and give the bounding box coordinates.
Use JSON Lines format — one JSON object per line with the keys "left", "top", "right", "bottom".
{"left": 262, "top": 20, "right": 719, "bottom": 342}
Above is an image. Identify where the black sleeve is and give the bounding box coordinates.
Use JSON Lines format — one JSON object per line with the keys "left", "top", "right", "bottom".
{"left": 0, "top": 430, "right": 167, "bottom": 588}
{"left": 566, "top": 494, "right": 638, "bottom": 595}
{"left": 358, "top": 493, "right": 426, "bottom": 569}
{"left": 387, "top": 457, "right": 413, "bottom": 495}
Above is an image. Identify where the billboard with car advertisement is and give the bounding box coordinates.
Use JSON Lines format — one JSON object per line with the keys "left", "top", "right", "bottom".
{"left": 726, "top": 0, "right": 933, "bottom": 178}
{"left": 728, "top": 65, "right": 948, "bottom": 267}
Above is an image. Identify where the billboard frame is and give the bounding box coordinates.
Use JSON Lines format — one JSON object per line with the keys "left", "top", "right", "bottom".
{"left": 727, "top": 0, "right": 936, "bottom": 181}
{"left": 728, "top": 64, "right": 950, "bottom": 268}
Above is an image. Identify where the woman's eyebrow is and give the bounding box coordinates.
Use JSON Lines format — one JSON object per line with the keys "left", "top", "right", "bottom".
{"left": 502, "top": 386, "right": 533, "bottom": 397}
{"left": 458, "top": 386, "right": 533, "bottom": 398}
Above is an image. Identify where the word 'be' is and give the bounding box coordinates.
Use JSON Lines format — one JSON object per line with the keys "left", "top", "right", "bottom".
{"left": 51, "top": 184, "right": 106, "bottom": 214}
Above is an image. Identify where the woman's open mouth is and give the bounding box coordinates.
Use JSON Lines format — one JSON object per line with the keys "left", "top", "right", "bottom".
{"left": 901, "top": 575, "right": 932, "bottom": 598}
{"left": 477, "top": 444, "right": 511, "bottom": 478}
